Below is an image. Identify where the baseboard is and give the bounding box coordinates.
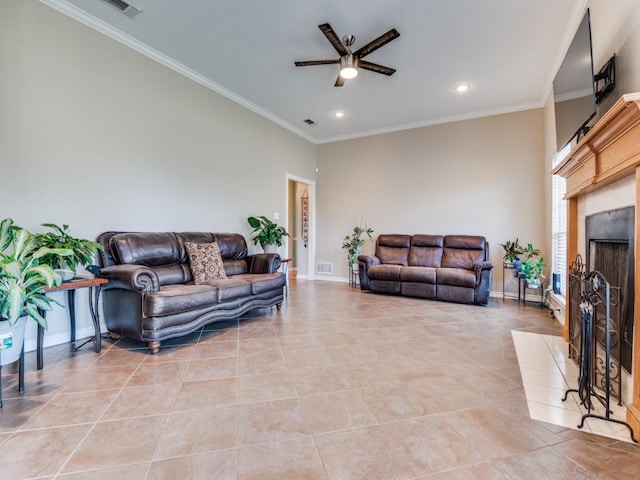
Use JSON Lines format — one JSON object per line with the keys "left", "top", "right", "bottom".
{"left": 314, "top": 275, "right": 349, "bottom": 284}
{"left": 490, "top": 290, "right": 519, "bottom": 300}
{"left": 23, "top": 326, "right": 99, "bottom": 353}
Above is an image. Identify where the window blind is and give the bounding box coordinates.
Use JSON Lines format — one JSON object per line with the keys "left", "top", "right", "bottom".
{"left": 551, "top": 146, "right": 570, "bottom": 296}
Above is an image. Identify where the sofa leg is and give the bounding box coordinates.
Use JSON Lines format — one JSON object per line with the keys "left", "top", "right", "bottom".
{"left": 148, "top": 341, "right": 161, "bottom": 354}
{"left": 276, "top": 303, "right": 282, "bottom": 311}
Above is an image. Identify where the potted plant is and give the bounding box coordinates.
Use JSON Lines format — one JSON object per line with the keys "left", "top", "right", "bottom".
{"left": 0, "top": 219, "right": 72, "bottom": 366}
{"left": 247, "top": 216, "right": 289, "bottom": 253}
{"left": 342, "top": 224, "right": 374, "bottom": 268}
{"left": 34, "top": 223, "right": 103, "bottom": 277}
{"left": 519, "top": 257, "right": 547, "bottom": 287}
{"left": 500, "top": 238, "right": 524, "bottom": 266}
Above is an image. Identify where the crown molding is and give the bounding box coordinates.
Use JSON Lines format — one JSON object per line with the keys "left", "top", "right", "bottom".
{"left": 316, "top": 100, "right": 546, "bottom": 144}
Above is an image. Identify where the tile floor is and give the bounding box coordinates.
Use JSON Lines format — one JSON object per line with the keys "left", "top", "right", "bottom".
{"left": 1, "top": 280, "right": 639, "bottom": 479}
{"left": 512, "top": 331, "right": 637, "bottom": 444}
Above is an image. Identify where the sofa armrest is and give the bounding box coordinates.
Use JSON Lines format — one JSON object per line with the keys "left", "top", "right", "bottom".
{"left": 474, "top": 261, "right": 493, "bottom": 282}
{"left": 246, "top": 253, "right": 281, "bottom": 274}
{"left": 473, "top": 261, "right": 493, "bottom": 305}
{"left": 99, "top": 264, "right": 160, "bottom": 294}
{"left": 357, "top": 255, "right": 381, "bottom": 291}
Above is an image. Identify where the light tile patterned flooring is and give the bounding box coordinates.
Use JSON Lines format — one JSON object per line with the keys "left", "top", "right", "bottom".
{"left": 1, "top": 281, "right": 639, "bottom": 479}
{"left": 512, "top": 331, "right": 636, "bottom": 444}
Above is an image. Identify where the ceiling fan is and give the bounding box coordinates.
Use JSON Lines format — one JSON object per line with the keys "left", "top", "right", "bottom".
{"left": 295, "top": 23, "right": 400, "bottom": 87}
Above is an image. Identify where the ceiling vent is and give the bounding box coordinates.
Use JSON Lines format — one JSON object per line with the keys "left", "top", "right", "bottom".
{"left": 100, "top": 0, "right": 142, "bottom": 18}
{"left": 303, "top": 119, "right": 316, "bottom": 125}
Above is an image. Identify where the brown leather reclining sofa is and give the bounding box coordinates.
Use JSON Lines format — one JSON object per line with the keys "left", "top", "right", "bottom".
{"left": 96, "top": 231, "right": 285, "bottom": 353}
{"left": 358, "top": 234, "right": 493, "bottom": 305}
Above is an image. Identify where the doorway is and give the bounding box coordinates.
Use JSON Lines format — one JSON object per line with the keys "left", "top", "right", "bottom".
{"left": 286, "top": 174, "right": 315, "bottom": 281}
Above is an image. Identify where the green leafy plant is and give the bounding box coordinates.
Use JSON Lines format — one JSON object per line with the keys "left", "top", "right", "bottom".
{"left": 0, "top": 218, "right": 73, "bottom": 327}
{"left": 519, "top": 257, "right": 547, "bottom": 284}
{"left": 500, "top": 238, "right": 524, "bottom": 262}
{"left": 247, "top": 216, "right": 290, "bottom": 248}
{"left": 521, "top": 243, "right": 541, "bottom": 260}
{"left": 34, "top": 223, "right": 103, "bottom": 274}
{"left": 342, "top": 225, "right": 374, "bottom": 265}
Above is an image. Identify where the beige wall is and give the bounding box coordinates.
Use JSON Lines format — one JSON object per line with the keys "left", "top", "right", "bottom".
{"left": 0, "top": 0, "right": 316, "bottom": 349}
{"left": 316, "top": 109, "right": 546, "bottom": 291}
{"left": 589, "top": 0, "right": 640, "bottom": 104}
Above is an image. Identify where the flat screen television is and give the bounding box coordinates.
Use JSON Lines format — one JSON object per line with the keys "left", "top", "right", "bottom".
{"left": 553, "top": 9, "right": 596, "bottom": 150}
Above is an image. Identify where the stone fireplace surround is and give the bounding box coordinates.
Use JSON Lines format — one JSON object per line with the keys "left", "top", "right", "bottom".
{"left": 553, "top": 92, "right": 640, "bottom": 438}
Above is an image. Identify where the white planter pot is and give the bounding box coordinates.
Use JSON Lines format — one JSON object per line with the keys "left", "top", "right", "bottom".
{"left": 263, "top": 244, "right": 278, "bottom": 254}
{"left": 0, "top": 316, "right": 27, "bottom": 366}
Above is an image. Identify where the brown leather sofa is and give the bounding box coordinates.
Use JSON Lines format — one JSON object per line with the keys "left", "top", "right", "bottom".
{"left": 358, "top": 234, "right": 493, "bottom": 305}
{"left": 96, "top": 231, "right": 285, "bottom": 353}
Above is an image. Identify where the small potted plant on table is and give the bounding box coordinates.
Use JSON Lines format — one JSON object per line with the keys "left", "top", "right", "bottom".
{"left": 342, "top": 224, "right": 374, "bottom": 273}
{"left": 500, "top": 238, "right": 524, "bottom": 268}
{"left": 34, "top": 223, "right": 103, "bottom": 278}
{"left": 247, "top": 216, "right": 290, "bottom": 253}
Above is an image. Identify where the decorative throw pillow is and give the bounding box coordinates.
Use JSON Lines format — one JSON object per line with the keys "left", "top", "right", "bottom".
{"left": 185, "top": 241, "right": 227, "bottom": 284}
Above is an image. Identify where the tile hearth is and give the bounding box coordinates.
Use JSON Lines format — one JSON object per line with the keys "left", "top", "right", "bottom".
{"left": 1, "top": 281, "right": 639, "bottom": 479}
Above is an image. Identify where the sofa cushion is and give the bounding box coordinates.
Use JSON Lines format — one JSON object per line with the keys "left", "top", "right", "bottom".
{"left": 399, "top": 266, "right": 437, "bottom": 283}
{"left": 408, "top": 235, "right": 444, "bottom": 267}
{"left": 110, "top": 232, "right": 182, "bottom": 266}
{"left": 236, "top": 273, "right": 286, "bottom": 294}
{"left": 185, "top": 242, "right": 227, "bottom": 284}
{"left": 144, "top": 284, "right": 218, "bottom": 317}
{"left": 367, "top": 264, "right": 402, "bottom": 281}
{"left": 441, "top": 235, "right": 486, "bottom": 270}
{"left": 436, "top": 268, "right": 477, "bottom": 288}
{"left": 375, "top": 235, "right": 412, "bottom": 266}
{"left": 202, "top": 277, "right": 252, "bottom": 302}
{"left": 153, "top": 264, "right": 191, "bottom": 286}
{"left": 212, "top": 233, "right": 249, "bottom": 260}
{"left": 223, "top": 259, "right": 249, "bottom": 276}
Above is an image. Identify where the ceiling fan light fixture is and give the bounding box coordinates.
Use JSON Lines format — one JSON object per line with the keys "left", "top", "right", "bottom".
{"left": 340, "top": 55, "right": 358, "bottom": 79}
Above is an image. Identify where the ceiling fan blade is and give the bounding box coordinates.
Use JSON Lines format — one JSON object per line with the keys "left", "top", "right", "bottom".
{"left": 295, "top": 59, "right": 340, "bottom": 67}
{"left": 334, "top": 75, "right": 345, "bottom": 87}
{"left": 354, "top": 28, "right": 400, "bottom": 59}
{"left": 358, "top": 60, "right": 396, "bottom": 76}
{"left": 319, "top": 23, "right": 348, "bottom": 56}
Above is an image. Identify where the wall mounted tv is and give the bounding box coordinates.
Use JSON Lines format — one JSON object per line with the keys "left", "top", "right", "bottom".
{"left": 553, "top": 9, "right": 596, "bottom": 151}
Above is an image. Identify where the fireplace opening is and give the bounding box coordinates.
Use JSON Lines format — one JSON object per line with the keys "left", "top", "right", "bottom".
{"left": 585, "top": 206, "right": 635, "bottom": 374}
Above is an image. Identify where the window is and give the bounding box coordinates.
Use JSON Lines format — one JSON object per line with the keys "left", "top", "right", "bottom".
{"left": 551, "top": 144, "right": 570, "bottom": 296}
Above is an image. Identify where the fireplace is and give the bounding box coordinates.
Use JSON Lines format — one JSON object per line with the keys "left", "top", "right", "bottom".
{"left": 552, "top": 93, "right": 640, "bottom": 438}
{"left": 586, "top": 207, "right": 635, "bottom": 374}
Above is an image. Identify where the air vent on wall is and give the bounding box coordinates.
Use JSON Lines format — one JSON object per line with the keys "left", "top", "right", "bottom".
{"left": 100, "top": 0, "right": 142, "bottom": 18}
{"left": 316, "top": 262, "right": 333, "bottom": 274}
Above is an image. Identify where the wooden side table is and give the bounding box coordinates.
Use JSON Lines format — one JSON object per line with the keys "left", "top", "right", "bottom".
{"left": 37, "top": 277, "right": 108, "bottom": 370}
{"left": 280, "top": 258, "right": 292, "bottom": 297}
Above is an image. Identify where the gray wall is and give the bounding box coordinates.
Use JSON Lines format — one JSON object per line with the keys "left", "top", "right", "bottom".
{"left": 0, "top": 0, "right": 316, "bottom": 348}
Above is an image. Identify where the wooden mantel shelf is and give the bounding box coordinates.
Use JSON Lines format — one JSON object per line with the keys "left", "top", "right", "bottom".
{"left": 552, "top": 93, "right": 640, "bottom": 198}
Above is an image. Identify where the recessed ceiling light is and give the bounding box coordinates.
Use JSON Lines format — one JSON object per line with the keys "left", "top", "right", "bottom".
{"left": 333, "top": 111, "right": 346, "bottom": 118}
{"left": 455, "top": 83, "right": 470, "bottom": 93}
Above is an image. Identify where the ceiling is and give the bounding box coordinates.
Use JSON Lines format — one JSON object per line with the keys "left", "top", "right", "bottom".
{"left": 43, "top": 0, "right": 586, "bottom": 144}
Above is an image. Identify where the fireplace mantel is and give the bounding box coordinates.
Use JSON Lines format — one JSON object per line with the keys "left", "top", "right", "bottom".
{"left": 553, "top": 92, "right": 640, "bottom": 439}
